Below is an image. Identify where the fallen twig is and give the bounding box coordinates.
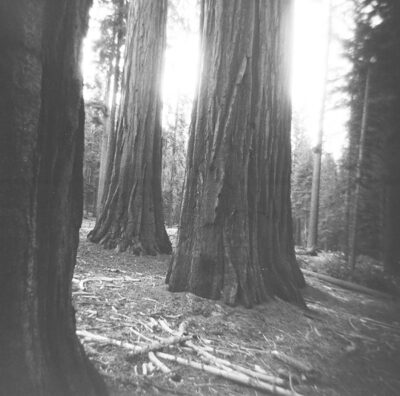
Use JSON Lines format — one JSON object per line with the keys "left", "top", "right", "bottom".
{"left": 156, "top": 352, "right": 303, "bottom": 396}
{"left": 126, "top": 334, "right": 192, "bottom": 357}
{"left": 359, "top": 317, "right": 400, "bottom": 334}
{"left": 149, "top": 351, "right": 172, "bottom": 374}
{"left": 271, "top": 350, "right": 313, "bottom": 373}
{"left": 77, "top": 329, "right": 191, "bottom": 356}
{"left": 302, "top": 269, "right": 394, "bottom": 300}
{"left": 187, "top": 341, "right": 286, "bottom": 386}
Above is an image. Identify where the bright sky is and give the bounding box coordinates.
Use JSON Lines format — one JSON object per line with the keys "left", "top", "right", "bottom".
{"left": 82, "top": 0, "right": 354, "bottom": 159}
{"left": 292, "top": 0, "right": 354, "bottom": 158}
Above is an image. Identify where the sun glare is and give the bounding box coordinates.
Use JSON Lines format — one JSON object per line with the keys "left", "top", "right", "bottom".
{"left": 292, "top": 0, "right": 353, "bottom": 158}
{"left": 82, "top": 0, "right": 353, "bottom": 159}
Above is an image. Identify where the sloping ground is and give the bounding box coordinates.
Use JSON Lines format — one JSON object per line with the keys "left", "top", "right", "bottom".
{"left": 74, "top": 219, "right": 400, "bottom": 396}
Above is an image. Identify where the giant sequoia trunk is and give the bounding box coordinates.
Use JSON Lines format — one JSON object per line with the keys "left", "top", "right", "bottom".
{"left": 167, "top": 0, "right": 305, "bottom": 307}
{"left": 96, "top": 0, "right": 125, "bottom": 216}
{"left": 0, "top": 1, "right": 107, "bottom": 395}
{"left": 88, "top": 0, "right": 171, "bottom": 255}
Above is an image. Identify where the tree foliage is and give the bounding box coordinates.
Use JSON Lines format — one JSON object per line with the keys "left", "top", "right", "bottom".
{"left": 343, "top": 0, "right": 400, "bottom": 272}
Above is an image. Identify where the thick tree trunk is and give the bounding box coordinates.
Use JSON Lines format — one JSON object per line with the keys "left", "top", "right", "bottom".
{"left": 167, "top": 0, "right": 305, "bottom": 307}
{"left": 96, "top": 22, "right": 118, "bottom": 216}
{"left": 0, "top": 1, "right": 107, "bottom": 395}
{"left": 383, "top": 179, "right": 400, "bottom": 275}
{"left": 382, "top": 2, "right": 400, "bottom": 275}
{"left": 88, "top": 0, "right": 171, "bottom": 255}
{"left": 96, "top": 0, "right": 125, "bottom": 216}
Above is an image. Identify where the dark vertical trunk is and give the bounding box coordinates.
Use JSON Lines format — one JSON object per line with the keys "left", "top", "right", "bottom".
{"left": 383, "top": 174, "right": 400, "bottom": 275}
{"left": 383, "top": 2, "right": 400, "bottom": 274}
{"left": 167, "top": 0, "right": 304, "bottom": 308}
{"left": 0, "top": 0, "right": 107, "bottom": 395}
{"left": 348, "top": 62, "right": 371, "bottom": 271}
{"left": 88, "top": 0, "right": 171, "bottom": 255}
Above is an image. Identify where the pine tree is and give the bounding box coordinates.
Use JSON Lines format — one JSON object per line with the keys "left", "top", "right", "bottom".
{"left": 344, "top": 0, "right": 400, "bottom": 273}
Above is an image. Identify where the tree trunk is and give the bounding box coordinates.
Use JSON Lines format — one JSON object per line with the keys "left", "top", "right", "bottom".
{"left": 382, "top": 1, "right": 400, "bottom": 275}
{"left": 96, "top": 0, "right": 125, "bottom": 216}
{"left": 96, "top": 21, "right": 118, "bottom": 216}
{"left": 306, "top": 0, "right": 332, "bottom": 253}
{"left": 348, "top": 61, "right": 371, "bottom": 272}
{"left": 167, "top": 0, "right": 305, "bottom": 308}
{"left": 0, "top": 1, "right": 107, "bottom": 395}
{"left": 383, "top": 172, "right": 400, "bottom": 275}
{"left": 88, "top": 0, "right": 171, "bottom": 255}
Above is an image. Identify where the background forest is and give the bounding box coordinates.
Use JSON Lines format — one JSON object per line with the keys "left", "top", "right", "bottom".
{"left": 2, "top": 0, "right": 399, "bottom": 394}
{"left": 82, "top": 0, "right": 399, "bottom": 292}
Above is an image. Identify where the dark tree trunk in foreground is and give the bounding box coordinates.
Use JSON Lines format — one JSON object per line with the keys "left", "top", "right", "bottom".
{"left": 0, "top": 1, "right": 107, "bottom": 395}
{"left": 382, "top": 1, "right": 400, "bottom": 275}
{"left": 167, "top": 0, "right": 305, "bottom": 307}
{"left": 88, "top": 0, "right": 171, "bottom": 255}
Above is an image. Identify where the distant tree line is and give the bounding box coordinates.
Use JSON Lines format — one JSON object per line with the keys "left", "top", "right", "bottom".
{"left": 291, "top": 0, "right": 400, "bottom": 275}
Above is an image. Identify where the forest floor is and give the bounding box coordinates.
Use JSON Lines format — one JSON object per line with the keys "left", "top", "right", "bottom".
{"left": 74, "top": 219, "right": 400, "bottom": 396}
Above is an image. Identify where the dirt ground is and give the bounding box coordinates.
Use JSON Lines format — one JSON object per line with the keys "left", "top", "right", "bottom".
{"left": 74, "top": 219, "right": 400, "bottom": 396}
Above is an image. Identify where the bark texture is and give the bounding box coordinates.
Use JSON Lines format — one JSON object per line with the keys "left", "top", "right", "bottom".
{"left": 382, "top": 1, "right": 400, "bottom": 275}
{"left": 167, "top": 0, "right": 305, "bottom": 307}
{"left": 0, "top": 1, "right": 107, "bottom": 395}
{"left": 96, "top": 0, "right": 125, "bottom": 215}
{"left": 88, "top": 0, "right": 171, "bottom": 255}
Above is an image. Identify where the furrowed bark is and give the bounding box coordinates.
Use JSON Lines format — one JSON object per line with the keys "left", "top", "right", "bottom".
{"left": 0, "top": 0, "right": 107, "bottom": 394}
{"left": 167, "top": 0, "right": 304, "bottom": 307}
{"left": 88, "top": 0, "right": 171, "bottom": 255}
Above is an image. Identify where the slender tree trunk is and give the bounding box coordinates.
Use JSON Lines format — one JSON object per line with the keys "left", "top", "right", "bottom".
{"left": 96, "top": 0, "right": 125, "bottom": 216}
{"left": 167, "top": 0, "right": 305, "bottom": 308}
{"left": 348, "top": 62, "right": 371, "bottom": 271}
{"left": 307, "top": 0, "right": 332, "bottom": 253}
{"left": 169, "top": 104, "right": 180, "bottom": 225}
{"left": 0, "top": 1, "right": 107, "bottom": 394}
{"left": 88, "top": 0, "right": 171, "bottom": 255}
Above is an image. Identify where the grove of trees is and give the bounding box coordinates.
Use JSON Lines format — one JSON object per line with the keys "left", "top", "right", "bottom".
{"left": 2, "top": 0, "right": 399, "bottom": 393}
{"left": 291, "top": 0, "right": 399, "bottom": 276}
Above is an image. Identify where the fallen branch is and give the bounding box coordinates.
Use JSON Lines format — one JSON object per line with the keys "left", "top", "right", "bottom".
{"left": 77, "top": 330, "right": 142, "bottom": 351}
{"left": 359, "top": 316, "right": 400, "bottom": 334}
{"left": 148, "top": 351, "right": 171, "bottom": 374}
{"left": 302, "top": 269, "right": 394, "bottom": 300}
{"left": 187, "top": 341, "right": 285, "bottom": 386}
{"left": 271, "top": 351, "right": 313, "bottom": 373}
{"left": 77, "top": 329, "right": 191, "bottom": 356}
{"left": 156, "top": 352, "right": 302, "bottom": 396}
{"left": 126, "top": 334, "right": 192, "bottom": 357}
{"left": 158, "top": 318, "right": 176, "bottom": 335}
